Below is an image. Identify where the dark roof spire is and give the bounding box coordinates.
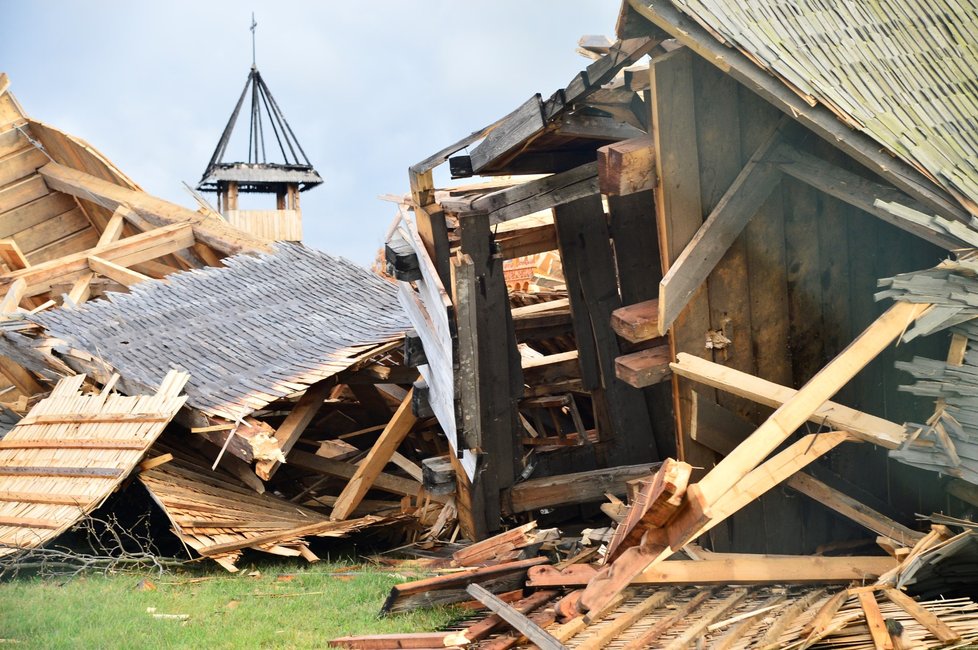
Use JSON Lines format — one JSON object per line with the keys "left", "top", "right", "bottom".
{"left": 197, "top": 17, "right": 322, "bottom": 194}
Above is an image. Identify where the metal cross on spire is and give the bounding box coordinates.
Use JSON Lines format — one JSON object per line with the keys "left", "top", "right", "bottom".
{"left": 250, "top": 12, "right": 257, "bottom": 68}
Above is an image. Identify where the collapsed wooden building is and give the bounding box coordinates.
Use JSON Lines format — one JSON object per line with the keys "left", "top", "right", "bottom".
{"left": 0, "top": 72, "right": 462, "bottom": 570}
{"left": 353, "top": 0, "right": 978, "bottom": 646}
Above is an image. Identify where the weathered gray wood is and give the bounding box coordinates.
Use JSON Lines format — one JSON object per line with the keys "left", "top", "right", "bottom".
{"left": 775, "top": 143, "right": 960, "bottom": 251}
{"left": 465, "top": 584, "right": 567, "bottom": 650}
{"left": 442, "top": 162, "right": 598, "bottom": 225}
{"left": 469, "top": 95, "right": 545, "bottom": 173}
{"left": 658, "top": 125, "right": 785, "bottom": 333}
{"left": 502, "top": 463, "right": 661, "bottom": 514}
{"left": 457, "top": 212, "right": 523, "bottom": 534}
{"left": 555, "top": 194, "right": 658, "bottom": 464}
{"left": 553, "top": 113, "right": 645, "bottom": 141}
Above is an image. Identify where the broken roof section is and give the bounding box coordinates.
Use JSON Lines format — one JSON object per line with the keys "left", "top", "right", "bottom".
{"left": 0, "top": 370, "right": 187, "bottom": 556}
{"left": 33, "top": 242, "right": 410, "bottom": 422}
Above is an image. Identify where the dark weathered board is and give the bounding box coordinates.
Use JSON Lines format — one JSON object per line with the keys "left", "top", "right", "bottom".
{"left": 456, "top": 212, "right": 523, "bottom": 534}
{"left": 555, "top": 195, "right": 658, "bottom": 464}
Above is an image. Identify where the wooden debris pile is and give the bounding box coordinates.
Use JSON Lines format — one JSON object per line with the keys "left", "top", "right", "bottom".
{"left": 358, "top": 0, "right": 978, "bottom": 643}
{"left": 0, "top": 77, "right": 467, "bottom": 570}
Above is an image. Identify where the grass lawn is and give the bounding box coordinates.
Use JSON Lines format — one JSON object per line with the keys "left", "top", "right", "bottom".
{"left": 0, "top": 560, "right": 460, "bottom": 649}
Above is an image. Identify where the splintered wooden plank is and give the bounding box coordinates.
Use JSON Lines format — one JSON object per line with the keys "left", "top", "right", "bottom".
{"left": 0, "top": 277, "right": 25, "bottom": 313}
{"left": 255, "top": 378, "right": 332, "bottom": 480}
{"left": 330, "top": 388, "right": 417, "bottom": 520}
{"left": 615, "top": 346, "right": 671, "bottom": 388}
{"left": 465, "top": 584, "right": 566, "bottom": 650}
{"left": 597, "top": 136, "right": 655, "bottom": 196}
{"left": 1, "top": 221, "right": 193, "bottom": 296}
{"left": 611, "top": 299, "right": 660, "bottom": 342}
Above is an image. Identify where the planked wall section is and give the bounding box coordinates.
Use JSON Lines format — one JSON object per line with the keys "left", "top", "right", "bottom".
{"left": 661, "top": 57, "right": 949, "bottom": 554}
{"left": 0, "top": 93, "right": 99, "bottom": 265}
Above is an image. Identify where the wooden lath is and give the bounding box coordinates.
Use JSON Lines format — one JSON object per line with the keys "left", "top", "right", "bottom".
{"left": 0, "top": 369, "right": 188, "bottom": 556}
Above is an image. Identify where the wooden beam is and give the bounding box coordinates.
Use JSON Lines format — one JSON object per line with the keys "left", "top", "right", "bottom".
{"left": 671, "top": 301, "right": 928, "bottom": 550}
{"left": 255, "top": 378, "right": 333, "bottom": 480}
{"left": 528, "top": 555, "right": 896, "bottom": 586}
{"left": 37, "top": 161, "right": 268, "bottom": 256}
{"left": 775, "top": 143, "right": 960, "bottom": 251}
{"left": 0, "top": 277, "right": 26, "bottom": 313}
{"left": 691, "top": 395, "right": 923, "bottom": 546}
{"left": 97, "top": 206, "right": 129, "bottom": 246}
{"left": 671, "top": 352, "right": 907, "bottom": 449}
{"left": 66, "top": 272, "right": 93, "bottom": 305}
{"left": 465, "top": 584, "right": 566, "bottom": 650}
{"left": 657, "top": 125, "right": 785, "bottom": 334}
{"left": 87, "top": 256, "right": 151, "bottom": 287}
{"left": 443, "top": 162, "right": 598, "bottom": 225}
{"left": 858, "top": 591, "right": 894, "bottom": 650}
{"left": 1, "top": 222, "right": 194, "bottom": 297}
{"left": 615, "top": 345, "right": 671, "bottom": 388}
{"left": 598, "top": 136, "right": 655, "bottom": 196}
{"left": 611, "top": 299, "right": 660, "bottom": 343}
{"left": 650, "top": 46, "right": 712, "bottom": 472}
{"left": 330, "top": 388, "right": 417, "bottom": 520}
{"left": 469, "top": 95, "right": 546, "bottom": 174}
{"left": 502, "top": 463, "right": 660, "bottom": 514}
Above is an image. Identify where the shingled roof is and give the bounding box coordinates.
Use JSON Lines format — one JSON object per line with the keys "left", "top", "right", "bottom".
{"left": 33, "top": 243, "right": 410, "bottom": 421}
{"left": 636, "top": 0, "right": 978, "bottom": 218}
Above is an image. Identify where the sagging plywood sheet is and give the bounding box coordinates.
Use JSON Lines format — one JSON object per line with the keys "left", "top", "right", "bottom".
{"left": 0, "top": 370, "right": 188, "bottom": 555}
{"left": 33, "top": 242, "right": 411, "bottom": 421}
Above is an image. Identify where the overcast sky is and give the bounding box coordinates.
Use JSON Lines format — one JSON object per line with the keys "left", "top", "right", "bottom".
{"left": 2, "top": 2, "right": 616, "bottom": 266}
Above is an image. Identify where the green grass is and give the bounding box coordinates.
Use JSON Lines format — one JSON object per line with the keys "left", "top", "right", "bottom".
{"left": 0, "top": 561, "right": 460, "bottom": 649}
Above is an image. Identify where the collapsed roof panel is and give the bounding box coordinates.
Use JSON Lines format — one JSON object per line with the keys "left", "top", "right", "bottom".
{"left": 139, "top": 444, "right": 391, "bottom": 571}
{"left": 33, "top": 242, "right": 411, "bottom": 421}
{"left": 0, "top": 370, "right": 187, "bottom": 556}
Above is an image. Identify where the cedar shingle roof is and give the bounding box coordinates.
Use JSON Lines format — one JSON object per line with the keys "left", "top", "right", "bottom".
{"left": 653, "top": 0, "right": 978, "bottom": 217}
{"left": 33, "top": 243, "right": 409, "bottom": 421}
